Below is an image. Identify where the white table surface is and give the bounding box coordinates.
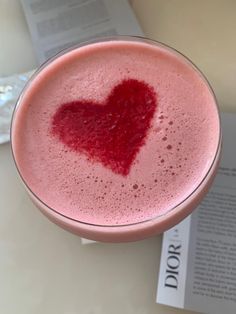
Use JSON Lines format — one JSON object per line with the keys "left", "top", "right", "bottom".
{"left": 1, "top": 1, "right": 235, "bottom": 313}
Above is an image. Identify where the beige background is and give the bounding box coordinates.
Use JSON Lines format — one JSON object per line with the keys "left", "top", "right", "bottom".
{"left": 0, "top": 1, "right": 235, "bottom": 313}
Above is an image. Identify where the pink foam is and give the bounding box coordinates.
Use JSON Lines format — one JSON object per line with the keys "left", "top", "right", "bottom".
{"left": 12, "top": 40, "right": 220, "bottom": 225}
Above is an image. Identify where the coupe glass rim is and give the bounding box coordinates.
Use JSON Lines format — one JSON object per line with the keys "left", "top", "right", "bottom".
{"left": 10, "top": 35, "right": 222, "bottom": 228}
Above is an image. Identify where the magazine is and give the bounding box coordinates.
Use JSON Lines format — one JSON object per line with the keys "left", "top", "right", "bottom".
{"left": 157, "top": 112, "right": 236, "bottom": 314}
{"left": 21, "top": 0, "right": 143, "bottom": 64}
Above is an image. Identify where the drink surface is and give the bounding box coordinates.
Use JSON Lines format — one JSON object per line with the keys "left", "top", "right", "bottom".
{"left": 12, "top": 40, "right": 220, "bottom": 226}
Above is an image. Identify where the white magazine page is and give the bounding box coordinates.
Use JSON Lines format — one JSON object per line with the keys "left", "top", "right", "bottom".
{"left": 157, "top": 112, "right": 236, "bottom": 314}
{"left": 20, "top": 0, "right": 144, "bottom": 64}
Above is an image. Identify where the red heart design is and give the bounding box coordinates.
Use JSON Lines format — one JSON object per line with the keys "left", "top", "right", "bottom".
{"left": 51, "top": 79, "right": 157, "bottom": 176}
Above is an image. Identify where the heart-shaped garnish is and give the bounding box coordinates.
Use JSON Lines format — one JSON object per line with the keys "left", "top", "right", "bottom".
{"left": 51, "top": 79, "right": 157, "bottom": 176}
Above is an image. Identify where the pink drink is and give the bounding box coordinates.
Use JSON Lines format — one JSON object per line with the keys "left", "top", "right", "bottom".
{"left": 11, "top": 37, "right": 221, "bottom": 242}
